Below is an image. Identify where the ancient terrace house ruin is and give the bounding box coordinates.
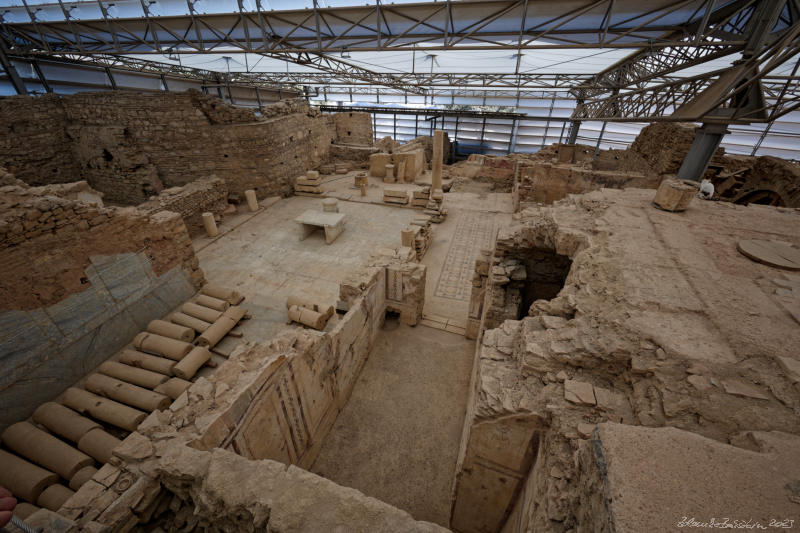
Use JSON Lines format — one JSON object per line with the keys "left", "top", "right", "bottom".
{"left": 0, "top": 1, "right": 799, "bottom": 532}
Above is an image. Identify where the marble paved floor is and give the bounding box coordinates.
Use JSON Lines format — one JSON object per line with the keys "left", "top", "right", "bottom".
{"left": 194, "top": 195, "right": 418, "bottom": 342}
{"left": 193, "top": 188, "right": 512, "bottom": 340}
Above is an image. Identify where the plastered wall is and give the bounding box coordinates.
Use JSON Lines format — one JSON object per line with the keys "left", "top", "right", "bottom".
{"left": 0, "top": 181, "right": 203, "bottom": 430}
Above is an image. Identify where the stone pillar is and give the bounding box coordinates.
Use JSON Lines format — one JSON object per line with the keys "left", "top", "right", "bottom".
{"left": 244, "top": 190, "right": 258, "bottom": 212}
{"left": 202, "top": 212, "right": 218, "bottom": 237}
{"left": 401, "top": 227, "right": 415, "bottom": 248}
{"left": 432, "top": 129, "right": 444, "bottom": 191}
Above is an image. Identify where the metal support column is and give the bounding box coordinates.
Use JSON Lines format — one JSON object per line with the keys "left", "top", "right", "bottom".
{"left": 566, "top": 120, "right": 580, "bottom": 144}
{"left": 31, "top": 60, "right": 51, "bottom": 93}
{"left": 372, "top": 113, "right": 377, "bottom": 142}
{"left": 558, "top": 121, "right": 568, "bottom": 144}
{"left": 541, "top": 92, "right": 557, "bottom": 148}
{"left": 593, "top": 121, "right": 607, "bottom": 159}
{"left": 675, "top": 0, "right": 784, "bottom": 178}
{"left": 225, "top": 76, "right": 235, "bottom": 105}
{"left": 479, "top": 117, "right": 487, "bottom": 152}
{"left": 0, "top": 40, "right": 26, "bottom": 94}
{"left": 751, "top": 121, "right": 774, "bottom": 156}
{"left": 414, "top": 115, "right": 419, "bottom": 137}
{"left": 255, "top": 87, "right": 262, "bottom": 108}
{"left": 507, "top": 118, "right": 517, "bottom": 154}
{"left": 393, "top": 113, "right": 397, "bottom": 140}
{"left": 213, "top": 74, "right": 223, "bottom": 99}
{"left": 105, "top": 67, "right": 117, "bottom": 90}
{"left": 677, "top": 123, "right": 729, "bottom": 181}
{"left": 160, "top": 73, "right": 169, "bottom": 92}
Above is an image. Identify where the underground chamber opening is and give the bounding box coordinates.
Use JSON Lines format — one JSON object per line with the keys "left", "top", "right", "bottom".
{"left": 519, "top": 247, "right": 572, "bottom": 318}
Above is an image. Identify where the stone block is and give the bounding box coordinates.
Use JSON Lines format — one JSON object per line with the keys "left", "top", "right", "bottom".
{"left": 369, "top": 153, "right": 392, "bottom": 177}
{"left": 652, "top": 178, "right": 697, "bottom": 212}
{"left": 581, "top": 423, "right": 800, "bottom": 533}
{"left": 564, "top": 379, "right": 596, "bottom": 405}
{"left": 392, "top": 149, "right": 425, "bottom": 181}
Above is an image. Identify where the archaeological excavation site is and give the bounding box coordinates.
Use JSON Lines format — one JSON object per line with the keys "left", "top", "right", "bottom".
{"left": 0, "top": 1, "right": 799, "bottom": 532}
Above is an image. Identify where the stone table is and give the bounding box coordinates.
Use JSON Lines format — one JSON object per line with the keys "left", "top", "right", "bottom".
{"left": 295, "top": 210, "right": 346, "bottom": 244}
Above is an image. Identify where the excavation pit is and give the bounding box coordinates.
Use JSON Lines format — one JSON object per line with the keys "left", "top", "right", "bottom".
{"left": 520, "top": 248, "right": 573, "bottom": 318}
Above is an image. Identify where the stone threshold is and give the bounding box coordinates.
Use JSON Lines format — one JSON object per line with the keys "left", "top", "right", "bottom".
{"left": 420, "top": 312, "right": 467, "bottom": 336}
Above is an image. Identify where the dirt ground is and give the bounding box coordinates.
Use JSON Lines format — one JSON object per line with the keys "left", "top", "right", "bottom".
{"left": 310, "top": 319, "right": 475, "bottom": 526}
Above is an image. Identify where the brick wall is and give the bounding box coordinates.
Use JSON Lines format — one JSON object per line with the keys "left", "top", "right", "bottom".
{"left": 0, "top": 94, "right": 83, "bottom": 185}
{"left": 329, "top": 111, "right": 373, "bottom": 144}
{"left": 138, "top": 177, "right": 229, "bottom": 235}
{"left": 0, "top": 91, "right": 334, "bottom": 205}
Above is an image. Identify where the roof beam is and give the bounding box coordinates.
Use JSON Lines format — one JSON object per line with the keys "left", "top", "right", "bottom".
{"left": 572, "top": 14, "right": 800, "bottom": 123}
{"left": 0, "top": 0, "right": 752, "bottom": 53}
{"left": 572, "top": 0, "right": 758, "bottom": 99}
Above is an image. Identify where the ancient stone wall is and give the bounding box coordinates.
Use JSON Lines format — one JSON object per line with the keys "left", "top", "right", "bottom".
{"left": 53, "top": 254, "right": 435, "bottom": 532}
{"left": 329, "top": 111, "right": 374, "bottom": 144}
{"left": 372, "top": 248, "right": 427, "bottom": 326}
{"left": 516, "top": 161, "right": 659, "bottom": 206}
{"left": 713, "top": 155, "right": 800, "bottom": 207}
{"left": 400, "top": 134, "right": 451, "bottom": 165}
{"left": 465, "top": 250, "right": 491, "bottom": 340}
{"left": 138, "top": 177, "right": 228, "bottom": 235}
{"left": 0, "top": 92, "right": 334, "bottom": 205}
{"left": 220, "top": 266, "right": 389, "bottom": 469}
{"left": 329, "top": 143, "right": 378, "bottom": 166}
{"left": 0, "top": 94, "right": 83, "bottom": 185}
{"left": 453, "top": 154, "right": 517, "bottom": 192}
{"left": 452, "top": 189, "right": 800, "bottom": 533}
{"left": 0, "top": 179, "right": 203, "bottom": 431}
{"left": 629, "top": 122, "right": 725, "bottom": 175}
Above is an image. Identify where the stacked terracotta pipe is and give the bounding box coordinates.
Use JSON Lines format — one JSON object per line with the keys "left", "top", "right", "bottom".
{"left": 286, "top": 294, "right": 335, "bottom": 330}
{"left": 0, "top": 284, "right": 248, "bottom": 518}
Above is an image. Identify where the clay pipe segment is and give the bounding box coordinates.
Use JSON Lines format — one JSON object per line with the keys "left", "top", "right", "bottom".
{"left": 181, "top": 302, "right": 222, "bottom": 324}
{"left": 84, "top": 373, "right": 171, "bottom": 412}
{"left": 172, "top": 346, "right": 211, "bottom": 380}
{"left": 285, "top": 295, "right": 334, "bottom": 320}
{"left": 98, "top": 361, "right": 168, "bottom": 389}
{"left": 200, "top": 284, "right": 244, "bottom": 305}
{"left": 169, "top": 312, "right": 211, "bottom": 334}
{"left": 61, "top": 388, "right": 146, "bottom": 432}
{"left": 1, "top": 422, "right": 93, "bottom": 481}
{"left": 195, "top": 294, "right": 229, "bottom": 312}
{"left": 146, "top": 319, "right": 194, "bottom": 342}
{"left": 77, "top": 428, "right": 121, "bottom": 464}
{"left": 0, "top": 449, "right": 58, "bottom": 503}
{"left": 132, "top": 332, "right": 193, "bottom": 361}
{"left": 118, "top": 349, "right": 175, "bottom": 375}
{"left": 32, "top": 402, "right": 100, "bottom": 443}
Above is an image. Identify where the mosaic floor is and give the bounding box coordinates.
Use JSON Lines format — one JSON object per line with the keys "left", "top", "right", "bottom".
{"left": 433, "top": 211, "right": 497, "bottom": 301}
{"left": 420, "top": 192, "right": 513, "bottom": 331}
